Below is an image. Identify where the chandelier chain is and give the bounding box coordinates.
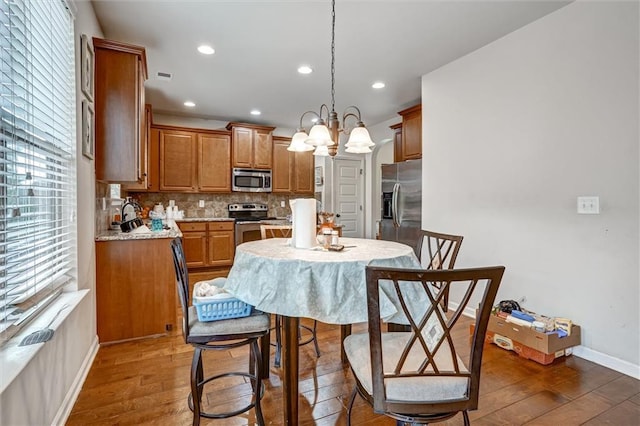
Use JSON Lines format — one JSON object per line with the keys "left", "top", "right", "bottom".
{"left": 330, "top": 0, "right": 335, "bottom": 113}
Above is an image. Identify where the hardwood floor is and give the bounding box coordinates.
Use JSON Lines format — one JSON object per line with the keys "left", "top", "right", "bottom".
{"left": 67, "top": 317, "right": 640, "bottom": 425}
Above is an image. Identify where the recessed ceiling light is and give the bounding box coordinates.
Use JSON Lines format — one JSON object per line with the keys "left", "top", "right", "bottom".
{"left": 298, "top": 65, "right": 313, "bottom": 74}
{"left": 372, "top": 81, "right": 385, "bottom": 89}
{"left": 197, "top": 45, "right": 215, "bottom": 55}
{"left": 250, "top": 109, "right": 261, "bottom": 116}
{"left": 184, "top": 101, "right": 196, "bottom": 107}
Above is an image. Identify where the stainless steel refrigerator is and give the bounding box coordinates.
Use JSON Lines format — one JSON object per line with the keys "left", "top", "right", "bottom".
{"left": 380, "top": 159, "right": 422, "bottom": 254}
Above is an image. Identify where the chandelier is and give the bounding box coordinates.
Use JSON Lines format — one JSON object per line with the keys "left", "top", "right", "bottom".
{"left": 288, "top": 0, "right": 374, "bottom": 157}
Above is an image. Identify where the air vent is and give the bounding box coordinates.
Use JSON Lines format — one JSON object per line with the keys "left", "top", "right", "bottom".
{"left": 156, "top": 71, "right": 172, "bottom": 81}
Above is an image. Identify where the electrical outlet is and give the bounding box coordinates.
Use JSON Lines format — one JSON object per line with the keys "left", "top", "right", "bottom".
{"left": 199, "top": 200, "right": 205, "bottom": 208}
{"left": 280, "top": 200, "right": 285, "bottom": 208}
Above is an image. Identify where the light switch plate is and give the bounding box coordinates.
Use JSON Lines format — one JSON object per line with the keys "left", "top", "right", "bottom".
{"left": 577, "top": 196, "right": 599, "bottom": 214}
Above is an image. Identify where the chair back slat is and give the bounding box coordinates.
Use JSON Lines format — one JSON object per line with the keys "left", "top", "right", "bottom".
{"left": 365, "top": 265, "right": 504, "bottom": 416}
{"left": 260, "top": 224, "right": 292, "bottom": 240}
{"left": 416, "top": 230, "right": 463, "bottom": 270}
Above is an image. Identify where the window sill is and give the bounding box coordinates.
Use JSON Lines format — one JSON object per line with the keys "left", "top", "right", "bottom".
{"left": 0, "top": 289, "right": 89, "bottom": 394}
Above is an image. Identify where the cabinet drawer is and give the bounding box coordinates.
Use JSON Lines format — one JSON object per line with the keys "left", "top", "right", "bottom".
{"left": 209, "top": 221, "right": 234, "bottom": 231}
{"left": 179, "top": 222, "right": 207, "bottom": 232}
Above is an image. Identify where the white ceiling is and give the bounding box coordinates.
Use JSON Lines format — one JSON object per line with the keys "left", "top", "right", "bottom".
{"left": 90, "top": 0, "right": 570, "bottom": 131}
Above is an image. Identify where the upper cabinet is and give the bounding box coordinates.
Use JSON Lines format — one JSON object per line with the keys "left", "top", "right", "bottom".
{"left": 93, "top": 38, "right": 147, "bottom": 182}
{"left": 198, "top": 132, "right": 231, "bottom": 192}
{"left": 390, "top": 122, "right": 403, "bottom": 163}
{"left": 272, "top": 136, "right": 314, "bottom": 195}
{"left": 122, "top": 104, "right": 158, "bottom": 192}
{"left": 226, "top": 122, "right": 275, "bottom": 169}
{"left": 157, "top": 125, "right": 231, "bottom": 193}
{"left": 398, "top": 104, "right": 422, "bottom": 161}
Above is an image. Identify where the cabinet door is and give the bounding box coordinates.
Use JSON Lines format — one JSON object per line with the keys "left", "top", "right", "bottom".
{"left": 253, "top": 128, "right": 273, "bottom": 169}
{"left": 199, "top": 133, "right": 231, "bottom": 192}
{"left": 293, "top": 150, "right": 314, "bottom": 194}
{"left": 94, "top": 40, "right": 146, "bottom": 182}
{"left": 122, "top": 104, "right": 153, "bottom": 191}
{"left": 232, "top": 127, "right": 253, "bottom": 168}
{"left": 390, "top": 123, "right": 403, "bottom": 163}
{"left": 160, "top": 130, "right": 197, "bottom": 191}
{"left": 146, "top": 127, "right": 160, "bottom": 191}
{"left": 402, "top": 107, "right": 422, "bottom": 160}
{"left": 207, "top": 222, "right": 235, "bottom": 266}
{"left": 180, "top": 226, "right": 208, "bottom": 268}
{"left": 272, "top": 139, "right": 292, "bottom": 193}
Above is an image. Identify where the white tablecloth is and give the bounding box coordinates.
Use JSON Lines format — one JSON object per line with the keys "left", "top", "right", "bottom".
{"left": 224, "top": 237, "right": 425, "bottom": 324}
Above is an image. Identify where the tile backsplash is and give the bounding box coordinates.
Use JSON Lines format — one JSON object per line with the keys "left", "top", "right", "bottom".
{"left": 95, "top": 182, "right": 321, "bottom": 233}
{"left": 130, "top": 192, "right": 299, "bottom": 219}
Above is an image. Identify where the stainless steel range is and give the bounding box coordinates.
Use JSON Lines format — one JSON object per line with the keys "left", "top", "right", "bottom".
{"left": 228, "top": 203, "right": 275, "bottom": 246}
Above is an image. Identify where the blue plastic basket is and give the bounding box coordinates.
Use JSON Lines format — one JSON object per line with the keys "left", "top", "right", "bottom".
{"left": 193, "top": 297, "right": 252, "bottom": 322}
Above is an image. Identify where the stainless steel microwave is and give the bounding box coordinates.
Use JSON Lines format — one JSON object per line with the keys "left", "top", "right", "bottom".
{"left": 232, "top": 168, "right": 272, "bottom": 192}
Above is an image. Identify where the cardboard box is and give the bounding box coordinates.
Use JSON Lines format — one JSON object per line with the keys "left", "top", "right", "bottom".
{"left": 487, "top": 314, "right": 580, "bottom": 354}
{"left": 484, "top": 330, "right": 572, "bottom": 365}
{"left": 471, "top": 314, "right": 581, "bottom": 365}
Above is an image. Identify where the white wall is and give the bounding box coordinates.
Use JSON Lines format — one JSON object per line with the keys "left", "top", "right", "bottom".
{"left": 0, "top": 2, "right": 103, "bottom": 424}
{"left": 422, "top": 1, "right": 639, "bottom": 376}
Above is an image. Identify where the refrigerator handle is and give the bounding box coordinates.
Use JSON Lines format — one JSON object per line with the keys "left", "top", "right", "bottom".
{"left": 392, "top": 183, "right": 400, "bottom": 227}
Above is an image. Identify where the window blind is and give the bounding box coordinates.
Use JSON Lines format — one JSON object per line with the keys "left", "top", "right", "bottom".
{"left": 0, "top": 0, "right": 76, "bottom": 344}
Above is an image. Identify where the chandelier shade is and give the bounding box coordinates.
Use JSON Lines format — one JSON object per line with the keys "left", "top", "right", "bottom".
{"left": 287, "top": 130, "right": 314, "bottom": 152}
{"left": 305, "top": 122, "right": 335, "bottom": 147}
{"left": 288, "top": 0, "right": 373, "bottom": 157}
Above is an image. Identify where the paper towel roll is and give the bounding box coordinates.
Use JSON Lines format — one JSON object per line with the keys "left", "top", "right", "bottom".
{"left": 289, "top": 198, "right": 317, "bottom": 249}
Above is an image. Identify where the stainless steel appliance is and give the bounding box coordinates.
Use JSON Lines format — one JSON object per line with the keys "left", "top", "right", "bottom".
{"left": 380, "top": 159, "right": 422, "bottom": 254}
{"left": 232, "top": 168, "right": 272, "bottom": 192}
{"left": 228, "top": 203, "right": 275, "bottom": 246}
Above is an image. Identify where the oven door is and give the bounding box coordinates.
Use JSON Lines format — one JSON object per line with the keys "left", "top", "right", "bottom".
{"left": 235, "top": 221, "right": 263, "bottom": 246}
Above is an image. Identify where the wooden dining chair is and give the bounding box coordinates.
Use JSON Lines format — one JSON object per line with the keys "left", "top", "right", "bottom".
{"left": 259, "top": 224, "right": 321, "bottom": 368}
{"left": 259, "top": 224, "right": 293, "bottom": 239}
{"left": 170, "top": 238, "right": 270, "bottom": 426}
{"left": 344, "top": 265, "right": 504, "bottom": 425}
{"left": 416, "top": 230, "right": 464, "bottom": 312}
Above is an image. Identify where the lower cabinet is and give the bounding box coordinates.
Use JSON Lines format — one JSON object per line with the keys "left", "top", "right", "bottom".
{"left": 96, "top": 238, "right": 177, "bottom": 343}
{"left": 178, "top": 221, "right": 235, "bottom": 285}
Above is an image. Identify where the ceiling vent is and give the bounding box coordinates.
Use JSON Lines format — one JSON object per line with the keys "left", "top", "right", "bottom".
{"left": 156, "top": 71, "right": 172, "bottom": 81}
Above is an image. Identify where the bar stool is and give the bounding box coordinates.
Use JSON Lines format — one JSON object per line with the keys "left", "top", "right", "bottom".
{"left": 170, "top": 238, "right": 270, "bottom": 426}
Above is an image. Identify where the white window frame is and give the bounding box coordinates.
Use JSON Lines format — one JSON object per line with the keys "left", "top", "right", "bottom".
{"left": 0, "top": 0, "right": 77, "bottom": 345}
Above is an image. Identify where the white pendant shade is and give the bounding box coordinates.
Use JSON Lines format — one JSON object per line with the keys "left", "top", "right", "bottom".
{"left": 344, "top": 126, "right": 374, "bottom": 148}
{"left": 287, "top": 131, "right": 314, "bottom": 152}
{"left": 313, "top": 145, "right": 329, "bottom": 156}
{"left": 345, "top": 144, "right": 372, "bottom": 154}
{"left": 305, "top": 124, "right": 335, "bottom": 146}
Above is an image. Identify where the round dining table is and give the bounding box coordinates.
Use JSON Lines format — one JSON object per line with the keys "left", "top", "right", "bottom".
{"left": 224, "top": 237, "right": 423, "bottom": 424}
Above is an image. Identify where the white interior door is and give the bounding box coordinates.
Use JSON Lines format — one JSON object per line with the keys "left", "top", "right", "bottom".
{"left": 333, "top": 158, "right": 364, "bottom": 238}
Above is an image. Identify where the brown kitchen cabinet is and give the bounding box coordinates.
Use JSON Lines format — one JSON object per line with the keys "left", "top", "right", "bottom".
{"left": 178, "top": 221, "right": 235, "bottom": 284}
{"left": 198, "top": 133, "right": 231, "bottom": 192}
{"left": 272, "top": 136, "right": 314, "bottom": 194}
{"left": 159, "top": 128, "right": 197, "bottom": 191}
{"left": 122, "top": 105, "right": 159, "bottom": 192}
{"left": 398, "top": 104, "right": 422, "bottom": 161}
{"left": 158, "top": 125, "right": 231, "bottom": 193}
{"left": 93, "top": 37, "right": 148, "bottom": 183}
{"left": 96, "top": 238, "right": 177, "bottom": 343}
{"left": 390, "top": 122, "right": 403, "bottom": 163}
{"left": 226, "top": 122, "right": 275, "bottom": 170}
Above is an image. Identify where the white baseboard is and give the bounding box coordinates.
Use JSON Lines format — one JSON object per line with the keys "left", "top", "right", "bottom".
{"left": 52, "top": 335, "right": 99, "bottom": 426}
{"left": 458, "top": 303, "right": 640, "bottom": 380}
{"left": 572, "top": 345, "right": 640, "bottom": 379}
